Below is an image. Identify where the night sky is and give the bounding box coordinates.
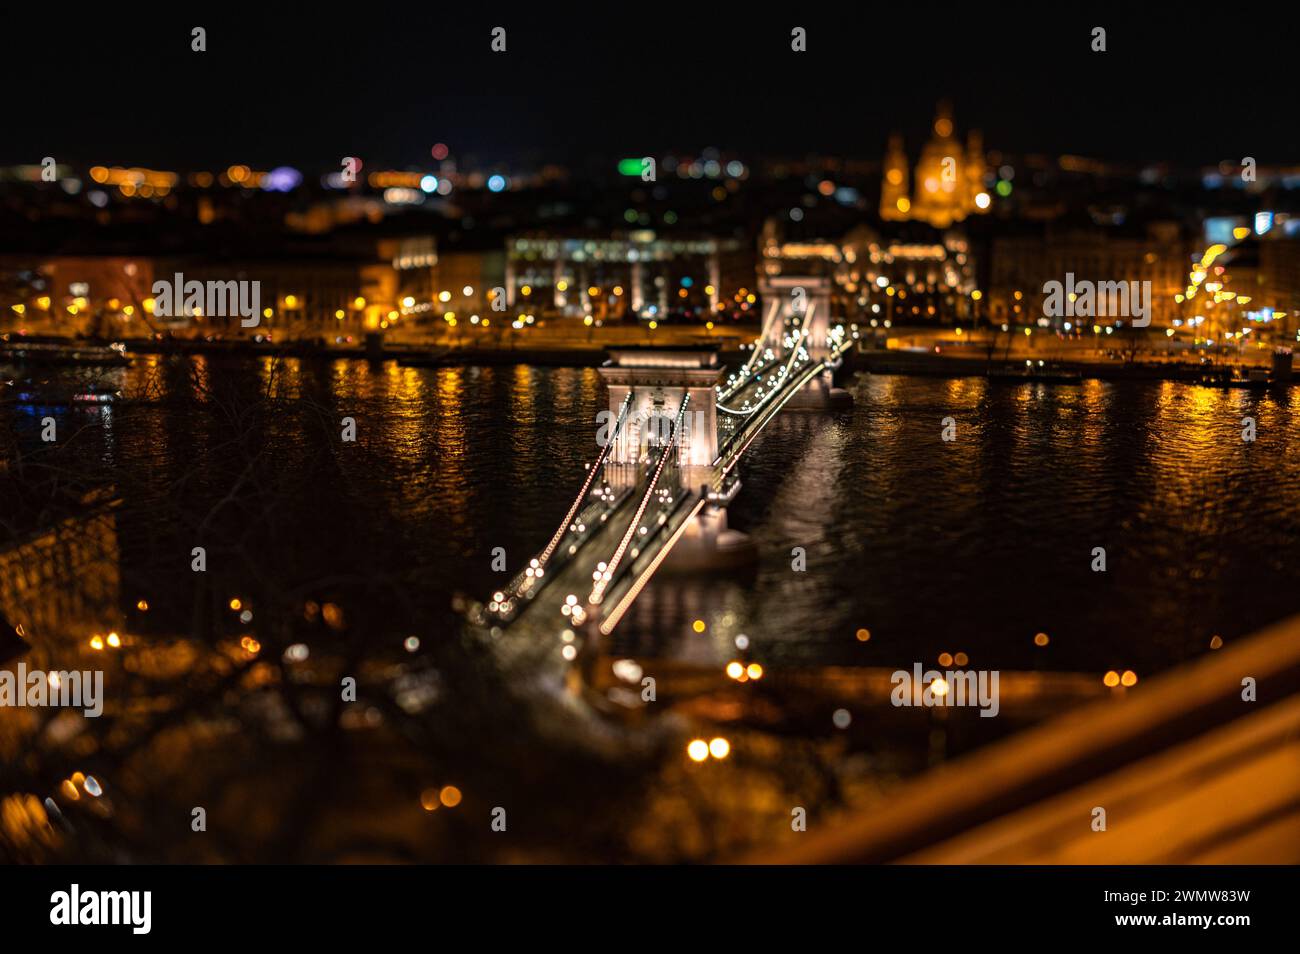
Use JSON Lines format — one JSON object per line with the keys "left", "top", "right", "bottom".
{"left": 3, "top": 9, "right": 1296, "bottom": 169}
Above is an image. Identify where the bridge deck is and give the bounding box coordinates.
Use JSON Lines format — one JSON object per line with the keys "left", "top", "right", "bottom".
{"left": 485, "top": 321, "right": 852, "bottom": 636}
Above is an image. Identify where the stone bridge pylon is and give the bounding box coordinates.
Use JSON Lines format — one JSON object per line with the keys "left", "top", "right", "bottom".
{"left": 756, "top": 275, "right": 853, "bottom": 409}
{"left": 597, "top": 347, "right": 754, "bottom": 570}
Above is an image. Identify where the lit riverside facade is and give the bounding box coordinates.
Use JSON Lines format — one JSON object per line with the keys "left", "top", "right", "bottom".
{"left": 987, "top": 222, "right": 1191, "bottom": 330}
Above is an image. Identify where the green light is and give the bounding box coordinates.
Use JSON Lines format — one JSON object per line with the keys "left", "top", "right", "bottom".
{"left": 996, "top": 180, "right": 1013, "bottom": 197}
{"left": 618, "top": 158, "right": 644, "bottom": 177}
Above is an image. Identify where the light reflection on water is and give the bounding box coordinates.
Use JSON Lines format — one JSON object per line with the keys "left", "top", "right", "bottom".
{"left": 627, "top": 372, "right": 1300, "bottom": 679}
{"left": 2, "top": 356, "right": 1298, "bottom": 862}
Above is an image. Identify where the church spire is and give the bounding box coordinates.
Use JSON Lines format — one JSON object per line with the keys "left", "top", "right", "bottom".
{"left": 880, "top": 132, "right": 911, "bottom": 221}
{"left": 881, "top": 101, "right": 990, "bottom": 227}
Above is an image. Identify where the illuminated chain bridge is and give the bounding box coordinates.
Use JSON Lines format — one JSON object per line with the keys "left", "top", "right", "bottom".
{"left": 476, "top": 277, "right": 853, "bottom": 639}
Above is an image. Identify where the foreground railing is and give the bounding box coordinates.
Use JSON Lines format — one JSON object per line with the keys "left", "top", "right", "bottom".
{"left": 745, "top": 610, "right": 1300, "bottom": 864}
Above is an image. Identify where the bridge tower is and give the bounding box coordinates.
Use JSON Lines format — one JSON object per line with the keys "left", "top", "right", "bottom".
{"left": 757, "top": 275, "right": 834, "bottom": 357}
{"left": 599, "top": 347, "right": 722, "bottom": 492}
{"left": 598, "top": 347, "right": 753, "bottom": 569}
{"left": 757, "top": 275, "right": 852, "bottom": 409}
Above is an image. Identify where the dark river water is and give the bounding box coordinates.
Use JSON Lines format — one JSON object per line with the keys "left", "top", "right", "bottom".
{"left": 3, "top": 355, "right": 1298, "bottom": 862}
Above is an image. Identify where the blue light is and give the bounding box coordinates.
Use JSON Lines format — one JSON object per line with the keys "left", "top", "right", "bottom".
{"left": 1204, "top": 217, "right": 1238, "bottom": 245}
{"left": 487, "top": 174, "right": 507, "bottom": 193}
{"left": 262, "top": 167, "right": 303, "bottom": 192}
{"left": 681, "top": 277, "right": 693, "bottom": 288}
{"left": 420, "top": 175, "right": 438, "bottom": 194}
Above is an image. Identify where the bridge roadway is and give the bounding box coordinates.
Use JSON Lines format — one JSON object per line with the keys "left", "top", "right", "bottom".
{"left": 482, "top": 394, "right": 698, "bottom": 635}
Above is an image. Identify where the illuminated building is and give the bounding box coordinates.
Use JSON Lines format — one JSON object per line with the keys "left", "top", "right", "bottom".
{"left": 761, "top": 217, "right": 979, "bottom": 322}
{"left": 506, "top": 233, "right": 746, "bottom": 319}
{"left": 988, "top": 221, "right": 1190, "bottom": 329}
{"left": 880, "top": 102, "right": 990, "bottom": 229}
{"left": 2, "top": 252, "right": 390, "bottom": 336}
{"left": 1216, "top": 236, "right": 1300, "bottom": 343}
